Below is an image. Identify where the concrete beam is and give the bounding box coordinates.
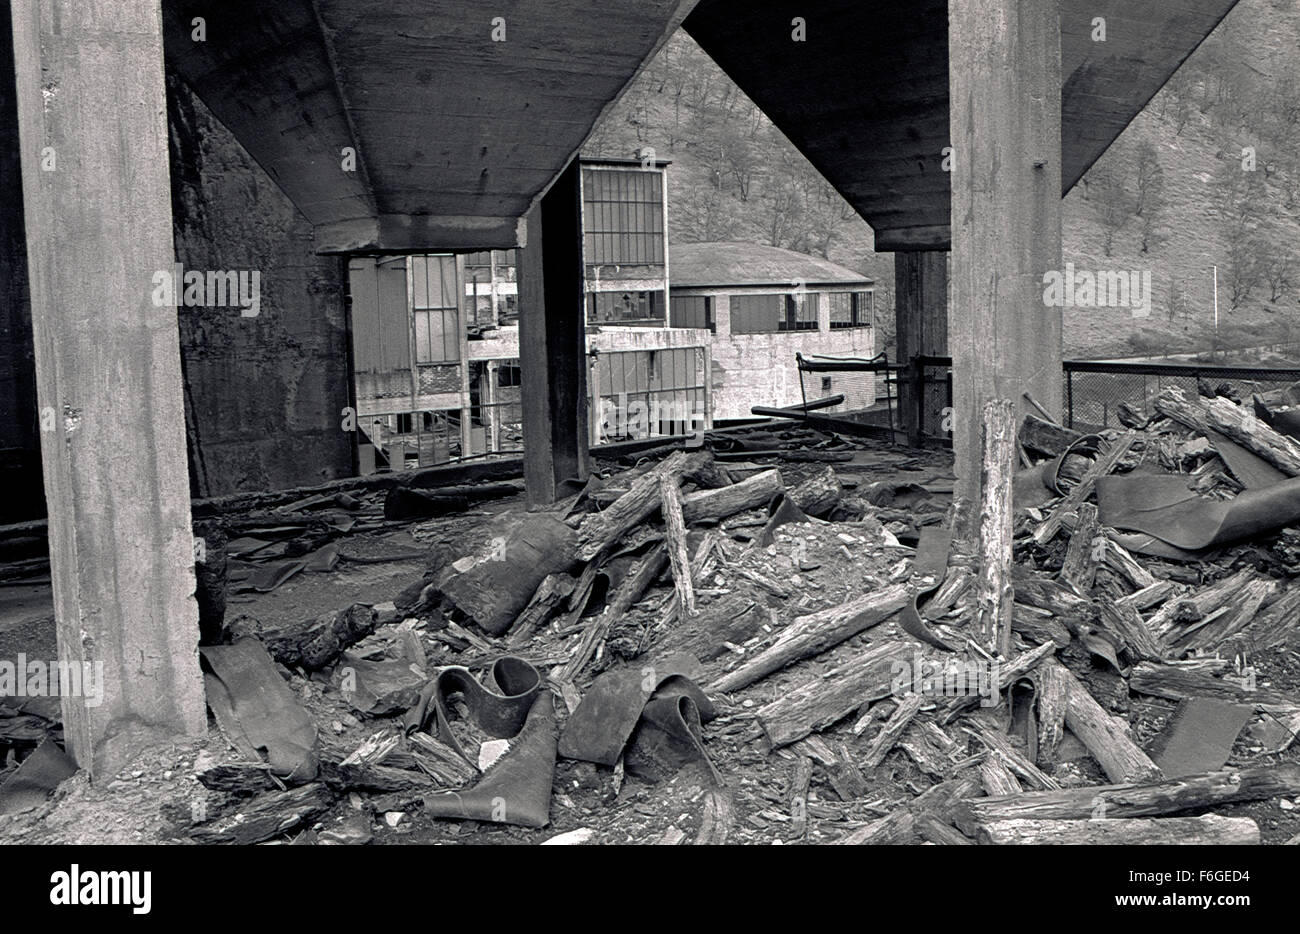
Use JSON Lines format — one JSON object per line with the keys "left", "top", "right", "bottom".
{"left": 874, "top": 226, "right": 952, "bottom": 252}
{"left": 11, "top": 0, "right": 206, "bottom": 776}
{"left": 518, "top": 160, "right": 590, "bottom": 505}
{"left": 948, "top": 0, "right": 1063, "bottom": 508}
{"left": 894, "top": 251, "right": 949, "bottom": 446}
{"left": 315, "top": 214, "right": 528, "bottom": 255}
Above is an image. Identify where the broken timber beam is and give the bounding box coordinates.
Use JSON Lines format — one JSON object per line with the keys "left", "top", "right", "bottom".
{"left": 1044, "top": 658, "right": 1161, "bottom": 783}
{"left": 976, "top": 398, "right": 1016, "bottom": 656}
{"left": 979, "top": 815, "right": 1259, "bottom": 845}
{"left": 755, "top": 641, "right": 911, "bottom": 748}
{"left": 709, "top": 583, "right": 909, "bottom": 694}
{"left": 1154, "top": 386, "right": 1300, "bottom": 476}
{"left": 681, "top": 468, "right": 782, "bottom": 525}
{"left": 575, "top": 449, "right": 723, "bottom": 560}
{"left": 952, "top": 764, "right": 1300, "bottom": 833}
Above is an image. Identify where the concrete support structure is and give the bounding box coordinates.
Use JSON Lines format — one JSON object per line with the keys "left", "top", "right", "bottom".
{"left": 518, "top": 161, "right": 590, "bottom": 506}
{"left": 894, "top": 251, "right": 949, "bottom": 446}
{"left": 947, "top": 0, "right": 1063, "bottom": 509}
{"left": 11, "top": 0, "right": 206, "bottom": 776}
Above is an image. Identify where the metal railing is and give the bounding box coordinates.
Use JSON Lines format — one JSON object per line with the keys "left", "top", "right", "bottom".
{"left": 791, "top": 355, "right": 1300, "bottom": 442}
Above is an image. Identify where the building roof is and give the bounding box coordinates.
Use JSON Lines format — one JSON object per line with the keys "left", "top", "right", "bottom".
{"left": 580, "top": 155, "right": 673, "bottom": 169}
{"left": 670, "top": 242, "right": 873, "bottom": 289}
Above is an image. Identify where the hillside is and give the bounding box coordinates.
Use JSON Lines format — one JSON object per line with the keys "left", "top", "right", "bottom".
{"left": 583, "top": 0, "right": 1300, "bottom": 362}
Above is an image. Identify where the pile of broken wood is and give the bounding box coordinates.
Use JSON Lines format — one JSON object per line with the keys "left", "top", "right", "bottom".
{"left": 178, "top": 388, "right": 1300, "bottom": 845}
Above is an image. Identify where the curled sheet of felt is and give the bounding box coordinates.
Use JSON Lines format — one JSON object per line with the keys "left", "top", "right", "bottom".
{"left": 624, "top": 690, "right": 722, "bottom": 785}
{"left": 1097, "top": 471, "right": 1300, "bottom": 556}
{"left": 558, "top": 654, "right": 712, "bottom": 766}
{"left": 421, "top": 693, "right": 557, "bottom": 828}
{"left": 402, "top": 655, "right": 542, "bottom": 766}
{"left": 1012, "top": 434, "right": 1102, "bottom": 510}
{"left": 1204, "top": 429, "right": 1287, "bottom": 490}
{"left": 200, "top": 639, "right": 319, "bottom": 782}
{"left": 898, "top": 522, "right": 960, "bottom": 652}
{"left": 0, "top": 737, "right": 76, "bottom": 815}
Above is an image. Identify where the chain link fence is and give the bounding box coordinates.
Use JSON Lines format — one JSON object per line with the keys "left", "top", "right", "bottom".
{"left": 1063, "top": 361, "right": 1300, "bottom": 431}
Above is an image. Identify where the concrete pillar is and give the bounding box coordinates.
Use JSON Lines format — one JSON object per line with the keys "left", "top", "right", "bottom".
{"left": 948, "top": 0, "right": 1063, "bottom": 508}
{"left": 11, "top": 0, "right": 206, "bottom": 776}
{"left": 518, "top": 160, "right": 590, "bottom": 505}
{"left": 894, "top": 251, "right": 949, "bottom": 446}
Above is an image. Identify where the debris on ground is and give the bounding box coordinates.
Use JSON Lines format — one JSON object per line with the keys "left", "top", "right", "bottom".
{"left": 3, "top": 408, "right": 1299, "bottom": 845}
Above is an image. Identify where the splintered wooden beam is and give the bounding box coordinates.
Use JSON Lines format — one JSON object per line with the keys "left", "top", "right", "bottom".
{"left": 709, "top": 583, "right": 909, "bottom": 694}
{"left": 755, "top": 641, "right": 912, "bottom": 748}
{"left": 953, "top": 764, "right": 1300, "bottom": 833}
{"left": 1045, "top": 658, "right": 1162, "bottom": 783}
{"left": 657, "top": 473, "right": 696, "bottom": 619}
{"left": 862, "top": 692, "right": 925, "bottom": 768}
{"left": 976, "top": 399, "right": 1017, "bottom": 657}
{"left": 575, "top": 449, "right": 721, "bottom": 559}
{"left": 979, "top": 815, "right": 1260, "bottom": 845}
{"left": 681, "top": 468, "right": 782, "bottom": 524}
{"left": 1153, "top": 386, "right": 1300, "bottom": 476}
{"left": 1058, "top": 502, "right": 1102, "bottom": 594}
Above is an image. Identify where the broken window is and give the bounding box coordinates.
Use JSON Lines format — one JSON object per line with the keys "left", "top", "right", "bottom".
{"left": 587, "top": 290, "right": 664, "bottom": 325}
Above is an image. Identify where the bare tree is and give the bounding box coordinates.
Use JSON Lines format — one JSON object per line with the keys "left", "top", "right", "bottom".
{"left": 1225, "top": 235, "right": 1265, "bottom": 310}
{"left": 1133, "top": 141, "right": 1164, "bottom": 217}
{"left": 1262, "top": 250, "right": 1296, "bottom": 303}
{"left": 1086, "top": 162, "right": 1129, "bottom": 256}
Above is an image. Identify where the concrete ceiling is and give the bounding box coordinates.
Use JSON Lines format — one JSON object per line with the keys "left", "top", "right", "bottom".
{"left": 685, "top": 0, "right": 1241, "bottom": 250}
{"left": 161, "top": 0, "right": 1238, "bottom": 255}
{"left": 160, "top": 0, "right": 697, "bottom": 252}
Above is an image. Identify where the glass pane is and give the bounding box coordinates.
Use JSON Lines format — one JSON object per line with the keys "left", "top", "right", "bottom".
{"left": 414, "top": 311, "right": 430, "bottom": 363}
{"left": 411, "top": 256, "right": 429, "bottom": 309}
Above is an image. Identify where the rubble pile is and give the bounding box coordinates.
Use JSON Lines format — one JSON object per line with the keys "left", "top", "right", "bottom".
{"left": 5, "top": 402, "right": 1299, "bottom": 844}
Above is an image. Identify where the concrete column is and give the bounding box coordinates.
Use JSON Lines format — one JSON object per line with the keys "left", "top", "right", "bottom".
{"left": 894, "top": 251, "right": 950, "bottom": 446}
{"left": 518, "top": 160, "right": 590, "bottom": 505}
{"left": 11, "top": 0, "right": 206, "bottom": 776}
{"left": 948, "top": 0, "right": 1063, "bottom": 508}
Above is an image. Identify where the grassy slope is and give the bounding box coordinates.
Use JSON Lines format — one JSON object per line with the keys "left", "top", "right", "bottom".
{"left": 584, "top": 0, "right": 1300, "bottom": 363}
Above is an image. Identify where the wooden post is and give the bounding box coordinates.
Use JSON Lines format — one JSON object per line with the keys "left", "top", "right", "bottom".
{"left": 518, "top": 160, "right": 589, "bottom": 505}
{"left": 11, "top": 0, "right": 206, "bottom": 776}
{"left": 948, "top": 0, "right": 1063, "bottom": 507}
{"left": 894, "top": 251, "right": 948, "bottom": 446}
{"left": 975, "top": 398, "right": 1016, "bottom": 657}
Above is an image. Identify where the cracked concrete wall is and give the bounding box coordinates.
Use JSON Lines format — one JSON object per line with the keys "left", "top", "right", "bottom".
{"left": 167, "top": 76, "right": 352, "bottom": 496}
